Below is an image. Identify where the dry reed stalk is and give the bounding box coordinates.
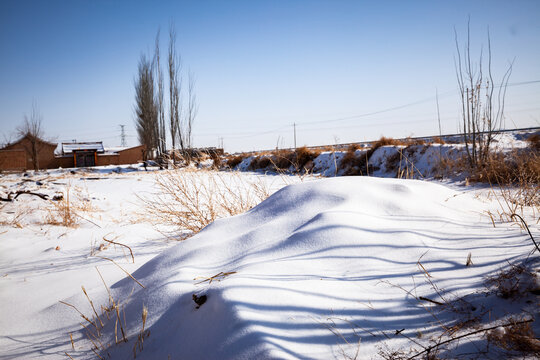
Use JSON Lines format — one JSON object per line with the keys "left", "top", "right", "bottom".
{"left": 132, "top": 305, "right": 150, "bottom": 358}
{"left": 59, "top": 301, "right": 101, "bottom": 337}
{"left": 102, "top": 233, "right": 134, "bottom": 263}
{"left": 115, "top": 304, "right": 128, "bottom": 343}
{"left": 81, "top": 286, "right": 104, "bottom": 328}
{"left": 94, "top": 256, "right": 145, "bottom": 288}
{"left": 95, "top": 267, "right": 114, "bottom": 310}
{"left": 194, "top": 271, "right": 237, "bottom": 285}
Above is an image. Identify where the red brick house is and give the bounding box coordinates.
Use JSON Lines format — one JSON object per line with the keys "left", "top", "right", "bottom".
{"left": 0, "top": 135, "right": 146, "bottom": 172}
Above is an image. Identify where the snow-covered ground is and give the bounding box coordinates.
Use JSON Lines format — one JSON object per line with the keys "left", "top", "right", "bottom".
{"left": 1, "top": 159, "right": 538, "bottom": 359}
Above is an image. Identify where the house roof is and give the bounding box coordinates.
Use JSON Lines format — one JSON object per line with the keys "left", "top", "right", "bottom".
{"left": 1, "top": 133, "right": 57, "bottom": 150}
{"left": 61, "top": 142, "right": 105, "bottom": 154}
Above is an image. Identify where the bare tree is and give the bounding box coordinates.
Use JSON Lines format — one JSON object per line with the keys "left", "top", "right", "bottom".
{"left": 454, "top": 20, "right": 513, "bottom": 169}
{"left": 17, "top": 102, "right": 44, "bottom": 171}
{"left": 183, "top": 70, "right": 198, "bottom": 149}
{"left": 134, "top": 54, "right": 158, "bottom": 158}
{"left": 168, "top": 24, "right": 182, "bottom": 155}
{"left": 154, "top": 29, "right": 167, "bottom": 157}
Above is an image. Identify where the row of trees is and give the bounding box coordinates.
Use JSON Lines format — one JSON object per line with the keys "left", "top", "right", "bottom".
{"left": 135, "top": 25, "right": 197, "bottom": 161}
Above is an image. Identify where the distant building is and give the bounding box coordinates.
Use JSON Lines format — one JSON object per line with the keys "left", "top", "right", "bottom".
{"left": 0, "top": 136, "right": 146, "bottom": 172}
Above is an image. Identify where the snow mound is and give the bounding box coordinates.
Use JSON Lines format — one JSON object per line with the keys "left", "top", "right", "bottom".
{"left": 104, "top": 177, "right": 530, "bottom": 359}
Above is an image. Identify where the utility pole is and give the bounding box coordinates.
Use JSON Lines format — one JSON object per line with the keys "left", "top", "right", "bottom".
{"left": 293, "top": 122, "right": 297, "bottom": 150}
{"left": 119, "top": 124, "right": 126, "bottom": 147}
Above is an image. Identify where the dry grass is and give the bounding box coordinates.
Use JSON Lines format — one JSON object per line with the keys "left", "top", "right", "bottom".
{"left": 224, "top": 154, "right": 246, "bottom": 169}
{"left": 62, "top": 266, "right": 150, "bottom": 359}
{"left": 486, "top": 318, "right": 540, "bottom": 356}
{"left": 484, "top": 263, "right": 539, "bottom": 300}
{"left": 132, "top": 305, "right": 149, "bottom": 358}
{"left": 236, "top": 147, "right": 321, "bottom": 173}
{"left": 340, "top": 145, "right": 366, "bottom": 176}
{"left": 384, "top": 147, "right": 425, "bottom": 180}
{"left": 526, "top": 133, "right": 540, "bottom": 151}
{"left": 0, "top": 203, "right": 30, "bottom": 228}
{"left": 339, "top": 137, "right": 409, "bottom": 176}
{"left": 431, "top": 136, "right": 446, "bottom": 144}
{"left": 379, "top": 257, "right": 539, "bottom": 359}
{"left": 141, "top": 168, "right": 270, "bottom": 237}
{"left": 45, "top": 184, "right": 99, "bottom": 227}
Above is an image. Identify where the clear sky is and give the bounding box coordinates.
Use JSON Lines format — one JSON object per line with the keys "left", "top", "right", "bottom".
{"left": 1, "top": 0, "right": 539, "bottom": 152}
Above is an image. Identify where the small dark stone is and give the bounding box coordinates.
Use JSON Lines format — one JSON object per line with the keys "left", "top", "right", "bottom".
{"left": 192, "top": 294, "right": 207, "bottom": 309}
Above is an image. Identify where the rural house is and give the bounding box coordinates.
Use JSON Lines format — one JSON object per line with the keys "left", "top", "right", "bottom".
{"left": 0, "top": 135, "right": 145, "bottom": 172}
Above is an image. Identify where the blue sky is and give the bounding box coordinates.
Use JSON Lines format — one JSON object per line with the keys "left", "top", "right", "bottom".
{"left": 1, "top": 0, "right": 539, "bottom": 152}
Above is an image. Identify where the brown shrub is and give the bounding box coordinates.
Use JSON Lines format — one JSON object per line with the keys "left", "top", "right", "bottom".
{"left": 210, "top": 152, "right": 222, "bottom": 169}
{"left": 245, "top": 147, "right": 321, "bottom": 173}
{"left": 384, "top": 151, "right": 402, "bottom": 173}
{"left": 404, "top": 137, "right": 426, "bottom": 146}
{"left": 487, "top": 318, "right": 540, "bottom": 356}
{"left": 272, "top": 150, "right": 294, "bottom": 170}
{"left": 294, "top": 146, "right": 320, "bottom": 170}
{"left": 526, "top": 133, "right": 540, "bottom": 151}
{"left": 470, "top": 149, "right": 539, "bottom": 194}
{"left": 250, "top": 156, "right": 272, "bottom": 170}
{"left": 371, "top": 136, "right": 405, "bottom": 148}
{"left": 340, "top": 145, "right": 363, "bottom": 175}
{"left": 346, "top": 143, "right": 362, "bottom": 152}
{"left": 141, "top": 169, "right": 270, "bottom": 236}
{"left": 225, "top": 155, "right": 246, "bottom": 169}
{"left": 432, "top": 136, "right": 446, "bottom": 144}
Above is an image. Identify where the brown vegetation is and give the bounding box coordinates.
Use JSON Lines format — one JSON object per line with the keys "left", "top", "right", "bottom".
{"left": 486, "top": 318, "right": 540, "bottom": 356}
{"left": 225, "top": 155, "right": 246, "bottom": 169}
{"left": 526, "top": 132, "right": 540, "bottom": 151}
{"left": 141, "top": 168, "right": 270, "bottom": 236}
{"left": 244, "top": 147, "right": 321, "bottom": 173}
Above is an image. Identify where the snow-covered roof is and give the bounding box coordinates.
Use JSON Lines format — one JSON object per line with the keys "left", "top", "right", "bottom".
{"left": 61, "top": 142, "right": 104, "bottom": 154}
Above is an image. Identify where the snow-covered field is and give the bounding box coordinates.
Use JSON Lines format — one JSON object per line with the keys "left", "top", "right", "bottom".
{"left": 1, "top": 163, "right": 538, "bottom": 359}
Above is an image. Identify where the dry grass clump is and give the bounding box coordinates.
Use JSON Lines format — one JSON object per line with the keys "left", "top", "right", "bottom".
{"left": 472, "top": 150, "right": 540, "bottom": 185}
{"left": 62, "top": 268, "right": 149, "bottom": 359}
{"left": 45, "top": 184, "right": 98, "bottom": 227}
{"left": 46, "top": 187, "right": 77, "bottom": 227}
{"left": 383, "top": 146, "right": 425, "bottom": 179}
{"left": 0, "top": 203, "right": 30, "bottom": 228}
{"left": 371, "top": 136, "right": 406, "bottom": 148}
{"left": 526, "top": 132, "right": 540, "bottom": 151}
{"left": 432, "top": 136, "right": 446, "bottom": 144}
{"left": 484, "top": 263, "right": 538, "bottom": 300}
{"left": 341, "top": 137, "right": 406, "bottom": 176}
{"left": 486, "top": 318, "right": 540, "bottom": 356}
{"left": 249, "top": 155, "right": 272, "bottom": 170}
{"left": 224, "top": 155, "right": 246, "bottom": 169}
{"left": 340, "top": 145, "right": 366, "bottom": 176}
{"left": 469, "top": 150, "right": 540, "bottom": 211}
{"left": 141, "top": 168, "right": 270, "bottom": 236}
{"left": 246, "top": 147, "right": 320, "bottom": 173}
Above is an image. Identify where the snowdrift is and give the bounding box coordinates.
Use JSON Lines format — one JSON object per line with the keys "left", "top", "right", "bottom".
{"left": 101, "top": 177, "right": 533, "bottom": 359}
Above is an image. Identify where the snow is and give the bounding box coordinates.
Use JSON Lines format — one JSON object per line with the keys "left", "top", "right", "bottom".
{"left": 99, "top": 177, "right": 535, "bottom": 359}
{"left": 1, "top": 150, "right": 538, "bottom": 359}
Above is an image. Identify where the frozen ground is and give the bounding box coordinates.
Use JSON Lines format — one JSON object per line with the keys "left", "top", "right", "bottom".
{"left": 0, "top": 163, "right": 538, "bottom": 359}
